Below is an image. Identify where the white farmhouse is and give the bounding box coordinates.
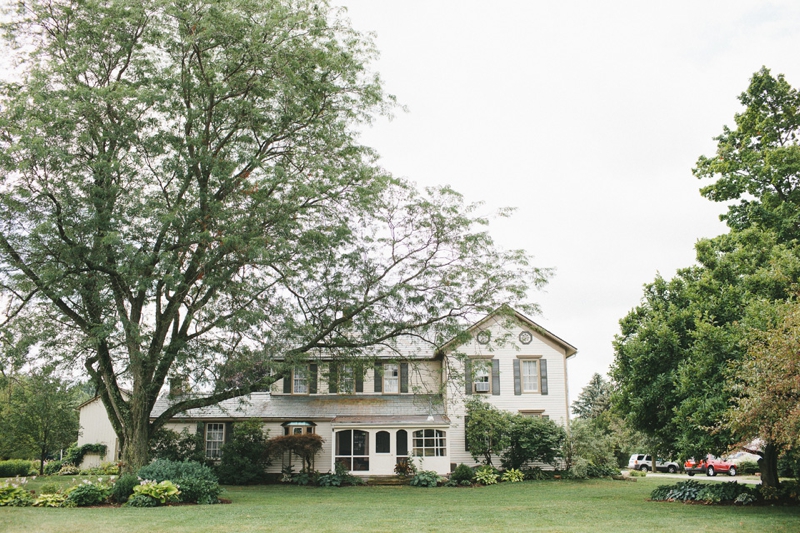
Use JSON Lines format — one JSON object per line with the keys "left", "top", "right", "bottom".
{"left": 78, "top": 307, "right": 577, "bottom": 476}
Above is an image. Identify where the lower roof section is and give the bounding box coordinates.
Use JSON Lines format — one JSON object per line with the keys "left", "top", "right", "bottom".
{"left": 331, "top": 414, "right": 449, "bottom": 426}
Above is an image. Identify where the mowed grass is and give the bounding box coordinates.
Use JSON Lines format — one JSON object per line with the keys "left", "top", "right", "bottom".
{"left": 2, "top": 476, "right": 799, "bottom": 533}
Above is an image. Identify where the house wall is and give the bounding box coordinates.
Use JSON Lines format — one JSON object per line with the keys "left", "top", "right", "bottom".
{"left": 77, "top": 398, "right": 119, "bottom": 467}
{"left": 445, "top": 316, "right": 572, "bottom": 468}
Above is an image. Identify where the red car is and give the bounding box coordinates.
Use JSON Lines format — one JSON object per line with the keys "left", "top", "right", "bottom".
{"left": 684, "top": 455, "right": 737, "bottom": 477}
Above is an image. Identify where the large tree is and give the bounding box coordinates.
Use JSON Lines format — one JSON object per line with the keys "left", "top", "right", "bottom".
{"left": 614, "top": 67, "right": 800, "bottom": 489}
{"left": 0, "top": 0, "right": 544, "bottom": 470}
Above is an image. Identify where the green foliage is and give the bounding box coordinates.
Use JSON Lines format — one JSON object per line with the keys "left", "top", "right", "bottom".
{"left": 465, "top": 399, "right": 511, "bottom": 465}
{"left": 63, "top": 443, "right": 107, "bottom": 469}
{"left": 474, "top": 465, "right": 499, "bottom": 485}
{"left": 652, "top": 479, "right": 757, "bottom": 505}
{"left": 137, "top": 459, "right": 221, "bottom": 504}
{"left": 38, "top": 482, "right": 61, "bottom": 495}
{"left": 216, "top": 420, "right": 271, "bottom": 485}
{"left": 450, "top": 463, "right": 475, "bottom": 484}
{"left": 501, "top": 468, "right": 525, "bottom": 483}
{"left": 126, "top": 494, "right": 160, "bottom": 508}
{"left": 268, "top": 432, "right": 324, "bottom": 474}
{"left": 659, "top": 480, "right": 703, "bottom": 502}
{"left": 316, "top": 462, "right": 364, "bottom": 487}
{"left": 58, "top": 465, "right": 80, "bottom": 475}
{"left": 132, "top": 480, "right": 181, "bottom": 504}
{"left": 43, "top": 460, "right": 64, "bottom": 475}
{"left": 409, "top": 470, "right": 442, "bottom": 488}
{"left": 571, "top": 373, "right": 611, "bottom": 420}
{"left": 149, "top": 428, "right": 205, "bottom": 464}
{"left": 80, "top": 462, "right": 120, "bottom": 476}
{"left": 569, "top": 458, "right": 589, "bottom": 479}
{"left": 501, "top": 415, "right": 565, "bottom": 470}
{"left": 393, "top": 458, "right": 416, "bottom": 477}
{"left": 112, "top": 473, "right": 139, "bottom": 504}
{"left": 65, "top": 480, "right": 112, "bottom": 507}
{"left": 738, "top": 460, "right": 760, "bottom": 475}
{"left": 627, "top": 469, "right": 646, "bottom": 477}
{"left": 0, "top": 480, "right": 33, "bottom": 506}
{"left": 33, "top": 492, "right": 69, "bottom": 507}
{"left": 0, "top": 460, "right": 33, "bottom": 478}
{"left": 586, "top": 464, "right": 620, "bottom": 478}
{"left": 696, "top": 481, "right": 755, "bottom": 504}
{"left": 0, "top": 369, "right": 81, "bottom": 471}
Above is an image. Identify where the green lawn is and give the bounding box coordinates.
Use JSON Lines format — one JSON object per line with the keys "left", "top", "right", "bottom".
{"left": 2, "top": 476, "right": 798, "bottom": 533}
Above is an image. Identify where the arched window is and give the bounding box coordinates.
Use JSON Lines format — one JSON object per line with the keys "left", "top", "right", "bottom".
{"left": 376, "top": 431, "right": 390, "bottom": 454}
{"left": 412, "top": 429, "right": 446, "bottom": 457}
{"left": 335, "top": 430, "right": 369, "bottom": 471}
{"left": 396, "top": 430, "right": 408, "bottom": 457}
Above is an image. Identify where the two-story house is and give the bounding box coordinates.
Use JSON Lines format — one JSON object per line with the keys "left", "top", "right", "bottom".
{"left": 77, "top": 307, "right": 577, "bottom": 475}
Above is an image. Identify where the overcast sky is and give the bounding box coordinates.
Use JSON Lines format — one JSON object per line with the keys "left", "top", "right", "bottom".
{"left": 334, "top": 0, "right": 800, "bottom": 404}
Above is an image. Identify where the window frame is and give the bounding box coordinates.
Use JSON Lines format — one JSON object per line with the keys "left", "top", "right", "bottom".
{"left": 205, "top": 422, "right": 225, "bottom": 460}
{"left": 472, "top": 360, "right": 491, "bottom": 394}
{"left": 335, "top": 429, "right": 370, "bottom": 472}
{"left": 383, "top": 363, "right": 399, "bottom": 394}
{"left": 520, "top": 358, "right": 540, "bottom": 393}
{"left": 412, "top": 429, "right": 447, "bottom": 457}
{"left": 292, "top": 367, "right": 309, "bottom": 395}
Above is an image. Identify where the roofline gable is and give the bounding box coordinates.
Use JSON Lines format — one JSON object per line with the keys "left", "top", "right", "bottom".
{"left": 438, "top": 305, "right": 578, "bottom": 358}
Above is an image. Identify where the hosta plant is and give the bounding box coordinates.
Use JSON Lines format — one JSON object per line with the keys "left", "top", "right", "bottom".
{"left": 132, "top": 480, "right": 181, "bottom": 504}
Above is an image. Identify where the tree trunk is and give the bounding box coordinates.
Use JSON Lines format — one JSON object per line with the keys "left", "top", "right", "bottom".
{"left": 759, "top": 442, "right": 780, "bottom": 490}
{"left": 121, "top": 400, "right": 152, "bottom": 473}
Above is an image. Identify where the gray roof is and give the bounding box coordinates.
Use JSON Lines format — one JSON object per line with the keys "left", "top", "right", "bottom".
{"left": 151, "top": 392, "right": 446, "bottom": 422}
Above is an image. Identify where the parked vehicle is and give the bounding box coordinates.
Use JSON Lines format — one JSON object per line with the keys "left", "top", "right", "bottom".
{"left": 684, "top": 455, "right": 737, "bottom": 477}
{"left": 627, "top": 454, "right": 680, "bottom": 473}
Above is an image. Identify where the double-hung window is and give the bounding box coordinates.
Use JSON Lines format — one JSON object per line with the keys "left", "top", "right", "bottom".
{"left": 205, "top": 423, "right": 225, "bottom": 459}
{"left": 522, "top": 360, "right": 539, "bottom": 393}
{"left": 473, "top": 363, "right": 490, "bottom": 393}
{"left": 293, "top": 367, "right": 308, "bottom": 394}
{"left": 384, "top": 363, "right": 399, "bottom": 393}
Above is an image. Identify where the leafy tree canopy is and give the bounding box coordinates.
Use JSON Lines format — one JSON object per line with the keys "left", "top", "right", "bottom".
{"left": 0, "top": 0, "right": 545, "bottom": 470}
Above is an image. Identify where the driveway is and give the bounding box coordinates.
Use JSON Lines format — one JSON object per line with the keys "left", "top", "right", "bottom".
{"left": 623, "top": 471, "right": 762, "bottom": 485}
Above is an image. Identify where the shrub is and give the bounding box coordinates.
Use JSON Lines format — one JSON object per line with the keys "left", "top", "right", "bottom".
{"left": 127, "top": 494, "right": 159, "bottom": 507}
{"left": 39, "top": 481, "right": 61, "bottom": 495}
{"left": 269, "top": 433, "right": 323, "bottom": 475}
{"left": 65, "top": 479, "right": 112, "bottom": 507}
{"left": 43, "top": 460, "right": 64, "bottom": 476}
{"left": 33, "top": 492, "right": 69, "bottom": 507}
{"left": 735, "top": 492, "right": 757, "bottom": 505}
{"left": 137, "top": 459, "right": 221, "bottom": 504}
{"left": 474, "top": 465, "right": 499, "bottom": 485}
{"left": 409, "top": 470, "right": 442, "bottom": 487}
{"left": 628, "top": 468, "right": 646, "bottom": 477}
{"left": 738, "top": 460, "right": 760, "bottom": 475}
{"left": 501, "top": 415, "right": 566, "bottom": 470}
{"left": 450, "top": 463, "right": 474, "bottom": 484}
{"left": 150, "top": 427, "right": 206, "bottom": 464}
{"left": 501, "top": 468, "right": 525, "bottom": 483}
{"left": 216, "top": 419, "right": 271, "bottom": 485}
{"left": 0, "top": 480, "right": 33, "bottom": 507}
{"left": 58, "top": 465, "right": 80, "bottom": 475}
{"left": 0, "top": 460, "right": 33, "bottom": 478}
{"left": 112, "top": 473, "right": 139, "bottom": 504}
{"left": 133, "top": 480, "right": 181, "bottom": 504}
{"left": 317, "top": 462, "right": 365, "bottom": 487}
{"left": 649, "top": 480, "right": 703, "bottom": 502}
{"left": 569, "top": 458, "right": 589, "bottom": 479}
{"left": 394, "top": 458, "right": 416, "bottom": 477}
{"left": 586, "top": 463, "right": 620, "bottom": 478}
{"left": 697, "top": 481, "right": 755, "bottom": 504}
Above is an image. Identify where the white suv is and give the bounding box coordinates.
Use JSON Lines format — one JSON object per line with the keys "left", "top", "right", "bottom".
{"left": 628, "top": 454, "right": 679, "bottom": 473}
